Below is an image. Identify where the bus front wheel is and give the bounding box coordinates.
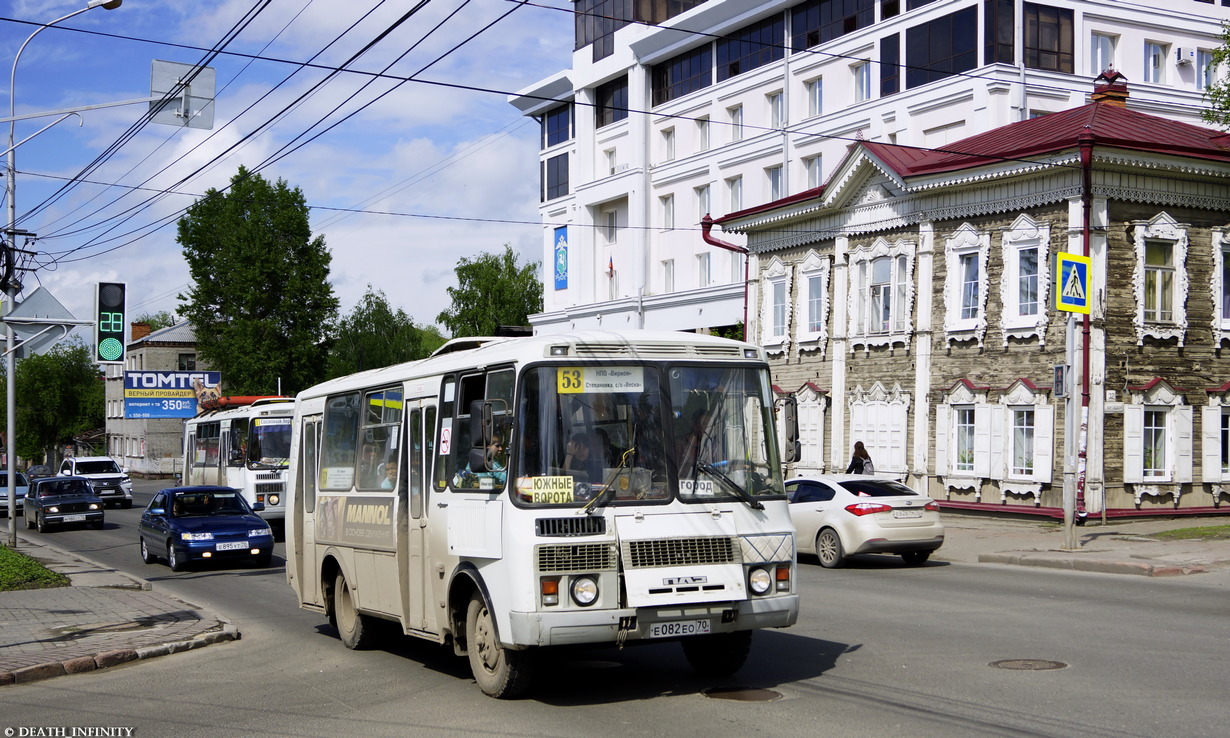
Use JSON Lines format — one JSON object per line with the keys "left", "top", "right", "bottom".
{"left": 333, "top": 572, "right": 378, "bottom": 650}
{"left": 681, "top": 630, "right": 753, "bottom": 677}
{"left": 465, "top": 593, "right": 533, "bottom": 698}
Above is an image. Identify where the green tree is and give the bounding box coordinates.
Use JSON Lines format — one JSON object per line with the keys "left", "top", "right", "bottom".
{"left": 3, "top": 339, "right": 103, "bottom": 463}
{"left": 325, "top": 286, "right": 447, "bottom": 378}
{"left": 436, "top": 245, "right": 542, "bottom": 337}
{"left": 1204, "top": 23, "right": 1230, "bottom": 128}
{"left": 177, "top": 166, "right": 339, "bottom": 395}
{"left": 134, "top": 310, "right": 177, "bottom": 332}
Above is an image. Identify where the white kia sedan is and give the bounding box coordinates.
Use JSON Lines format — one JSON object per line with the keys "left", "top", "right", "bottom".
{"left": 786, "top": 475, "right": 944, "bottom": 568}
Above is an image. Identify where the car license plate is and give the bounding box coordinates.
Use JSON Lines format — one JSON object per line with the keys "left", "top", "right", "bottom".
{"left": 648, "top": 619, "right": 711, "bottom": 638}
{"left": 63, "top": 514, "right": 86, "bottom": 522}
{"left": 215, "top": 541, "right": 248, "bottom": 551}
{"left": 893, "top": 509, "right": 923, "bottom": 518}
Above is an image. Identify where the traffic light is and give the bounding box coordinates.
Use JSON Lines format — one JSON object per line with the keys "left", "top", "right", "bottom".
{"left": 95, "top": 282, "right": 126, "bottom": 364}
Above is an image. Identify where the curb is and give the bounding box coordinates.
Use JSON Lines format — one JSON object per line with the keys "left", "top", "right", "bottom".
{"left": 979, "top": 551, "right": 1210, "bottom": 576}
{"left": 0, "top": 620, "right": 240, "bottom": 686}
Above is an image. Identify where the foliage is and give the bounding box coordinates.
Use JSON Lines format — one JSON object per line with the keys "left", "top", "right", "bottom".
{"left": 325, "top": 286, "right": 447, "bottom": 379}
{"left": 0, "top": 545, "right": 69, "bottom": 591}
{"left": 436, "top": 245, "right": 542, "bottom": 338}
{"left": 1203, "top": 22, "right": 1230, "bottom": 128}
{"left": 134, "top": 310, "right": 177, "bottom": 332}
{"left": 1151, "top": 525, "right": 1230, "bottom": 542}
{"left": 177, "top": 166, "right": 339, "bottom": 396}
{"left": 0, "top": 338, "right": 103, "bottom": 462}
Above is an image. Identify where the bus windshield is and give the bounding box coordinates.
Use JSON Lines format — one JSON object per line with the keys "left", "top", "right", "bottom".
{"left": 247, "top": 417, "right": 292, "bottom": 469}
{"left": 513, "top": 363, "right": 783, "bottom": 507}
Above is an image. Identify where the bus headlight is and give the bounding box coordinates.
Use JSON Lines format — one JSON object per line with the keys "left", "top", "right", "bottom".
{"left": 268, "top": 493, "right": 280, "bottom": 506}
{"left": 570, "top": 575, "right": 599, "bottom": 606}
{"left": 748, "top": 567, "right": 773, "bottom": 595}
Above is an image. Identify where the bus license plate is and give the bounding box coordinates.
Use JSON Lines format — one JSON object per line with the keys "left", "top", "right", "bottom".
{"left": 63, "top": 515, "right": 86, "bottom": 523}
{"left": 892, "top": 509, "right": 923, "bottom": 519}
{"left": 215, "top": 541, "right": 248, "bottom": 551}
{"left": 648, "top": 619, "right": 711, "bottom": 638}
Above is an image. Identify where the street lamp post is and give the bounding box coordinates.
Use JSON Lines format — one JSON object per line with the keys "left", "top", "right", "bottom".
{"left": 5, "top": 0, "right": 122, "bottom": 547}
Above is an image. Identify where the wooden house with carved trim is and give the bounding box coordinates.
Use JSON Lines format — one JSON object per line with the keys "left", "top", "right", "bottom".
{"left": 717, "top": 74, "right": 1230, "bottom": 518}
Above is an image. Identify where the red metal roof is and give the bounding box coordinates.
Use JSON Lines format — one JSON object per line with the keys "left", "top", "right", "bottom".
{"left": 716, "top": 98, "right": 1230, "bottom": 224}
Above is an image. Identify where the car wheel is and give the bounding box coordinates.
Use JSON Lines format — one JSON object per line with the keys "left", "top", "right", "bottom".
{"left": 36, "top": 512, "right": 48, "bottom": 533}
{"left": 681, "top": 630, "right": 753, "bottom": 677}
{"left": 167, "top": 542, "right": 185, "bottom": 572}
{"left": 140, "top": 537, "right": 156, "bottom": 564}
{"left": 901, "top": 551, "right": 931, "bottom": 566}
{"left": 816, "top": 528, "right": 845, "bottom": 569}
{"left": 333, "top": 572, "right": 378, "bottom": 650}
{"left": 466, "top": 592, "right": 534, "bottom": 698}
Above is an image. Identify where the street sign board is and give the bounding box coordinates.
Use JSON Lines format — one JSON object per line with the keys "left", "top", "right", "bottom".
{"left": 1055, "top": 253, "right": 1091, "bottom": 314}
{"left": 150, "top": 59, "right": 216, "bottom": 130}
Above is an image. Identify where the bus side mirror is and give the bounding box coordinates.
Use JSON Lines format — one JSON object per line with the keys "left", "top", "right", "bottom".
{"left": 781, "top": 396, "right": 800, "bottom": 464}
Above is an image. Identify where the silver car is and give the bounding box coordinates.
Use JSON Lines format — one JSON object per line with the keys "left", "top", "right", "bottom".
{"left": 0, "top": 470, "right": 30, "bottom": 516}
{"left": 787, "top": 475, "right": 944, "bottom": 568}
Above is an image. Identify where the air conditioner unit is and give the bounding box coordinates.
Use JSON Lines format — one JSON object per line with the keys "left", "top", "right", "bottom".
{"left": 1176, "top": 47, "right": 1196, "bottom": 65}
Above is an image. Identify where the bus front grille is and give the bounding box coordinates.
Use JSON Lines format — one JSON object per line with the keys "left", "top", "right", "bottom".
{"left": 622, "top": 537, "right": 737, "bottom": 568}
{"left": 536, "top": 543, "right": 618, "bottom": 573}
{"left": 536, "top": 517, "right": 606, "bottom": 537}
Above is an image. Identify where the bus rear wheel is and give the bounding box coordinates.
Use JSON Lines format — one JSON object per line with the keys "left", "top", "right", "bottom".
{"left": 681, "top": 630, "right": 753, "bottom": 677}
{"left": 333, "top": 572, "right": 378, "bottom": 650}
{"left": 465, "top": 593, "right": 534, "bottom": 698}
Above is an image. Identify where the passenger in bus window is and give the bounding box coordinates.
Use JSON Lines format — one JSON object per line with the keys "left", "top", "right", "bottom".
{"left": 381, "top": 458, "right": 397, "bottom": 489}
{"left": 452, "top": 438, "right": 507, "bottom": 488}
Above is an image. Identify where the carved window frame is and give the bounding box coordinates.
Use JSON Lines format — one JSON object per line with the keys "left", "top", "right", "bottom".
{"left": 761, "top": 257, "right": 791, "bottom": 356}
{"left": 935, "top": 381, "right": 990, "bottom": 490}
{"left": 1123, "top": 381, "right": 1192, "bottom": 492}
{"left": 794, "top": 250, "right": 830, "bottom": 354}
{"left": 994, "top": 381, "right": 1054, "bottom": 502}
{"left": 1000, "top": 214, "right": 1050, "bottom": 346}
{"left": 1210, "top": 227, "right": 1230, "bottom": 347}
{"left": 944, "top": 223, "right": 990, "bottom": 346}
{"left": 847, "top": 237, "right": 915, "bottom": 351}
{"left": 847, "top": 382, "right": 910, "bottom": 474}
{"left": 1131, "top": 212, "right": 1189, "bottom": 346}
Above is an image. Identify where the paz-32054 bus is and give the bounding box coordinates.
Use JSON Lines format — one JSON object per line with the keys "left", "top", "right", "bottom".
{"left": 285, "top": 330, "right": 799, "bottom": 698}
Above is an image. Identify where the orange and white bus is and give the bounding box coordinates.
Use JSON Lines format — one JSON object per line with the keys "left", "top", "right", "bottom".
{"left": 285, "top": 330, "right": 798, "bottom": 697}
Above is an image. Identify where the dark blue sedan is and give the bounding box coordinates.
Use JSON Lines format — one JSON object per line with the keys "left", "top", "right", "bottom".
{"left": 138, "top": 486, "right": 274, "bottom": 571}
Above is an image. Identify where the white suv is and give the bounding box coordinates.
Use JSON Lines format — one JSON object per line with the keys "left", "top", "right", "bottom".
{"left": 58, "top": 456, "right": 134, "bottom": 509}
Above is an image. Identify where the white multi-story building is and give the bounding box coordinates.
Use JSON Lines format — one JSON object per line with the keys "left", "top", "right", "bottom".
{"left": 511, "top": 0, "right": 1230, "bottom": 336}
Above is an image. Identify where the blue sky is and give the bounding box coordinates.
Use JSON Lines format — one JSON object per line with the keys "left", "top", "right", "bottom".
{"left": 1, "top": 0, "right": 573, "bottom": 336}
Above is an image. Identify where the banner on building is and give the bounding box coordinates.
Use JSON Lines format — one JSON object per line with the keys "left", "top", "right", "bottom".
{"left": 124, "top": 371, "right": 222, "bottom": 419}
{"left": 553, "top": 226, "right": 568, "bottom": 290}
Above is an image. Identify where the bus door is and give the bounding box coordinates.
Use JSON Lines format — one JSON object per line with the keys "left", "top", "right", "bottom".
{"left": 294, "top": 415, "right": 322, "bottom": 607}
{"left": 401, "top": 401, "right": 438, "bottom": 634}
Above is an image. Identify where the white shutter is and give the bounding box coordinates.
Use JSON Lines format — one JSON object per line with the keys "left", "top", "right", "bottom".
{"left": 973, "top": 403, "right": 992, "bottom": 478}
{"left": 988, "top": 406, "right": 1005, "bottom": 480}
{"left": 1174, "top": 405, "right": 1193, "bottom": 484}
{"left": 935, "top": 405, "right": 950, "bottom": 475}
{"left": 1123, "top": 405, "right": 1144, "bottom": 484}
{"left": 1032, "top": 405, "right": 1055, "bottom": 483}
{"left": 1201, "top": 405, "right": 1222, "bottom": 483}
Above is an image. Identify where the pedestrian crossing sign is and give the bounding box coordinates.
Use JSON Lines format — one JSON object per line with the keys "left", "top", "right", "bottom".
{"left": 1055, "top": 253, "right": 1091, "bottom": 314}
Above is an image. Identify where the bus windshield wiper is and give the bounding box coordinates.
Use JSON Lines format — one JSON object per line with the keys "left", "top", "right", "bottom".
{"left": 580, "top": 447, "right": 635, "bottom": 516}
{"left": 696, "top": 460, "right": 764, "bottom": 510}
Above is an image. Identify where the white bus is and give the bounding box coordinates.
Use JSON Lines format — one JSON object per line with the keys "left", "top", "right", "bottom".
{"left": 285, "top": 330, "right": 799, "bottom": 698}
{"left": 182, "top": 397, "right": 293, "bottom": 524}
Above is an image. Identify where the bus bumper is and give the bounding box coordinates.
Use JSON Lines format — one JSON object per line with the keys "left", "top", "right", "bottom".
{"left": 505, "top": 594, "right": 799, "bottom": 647}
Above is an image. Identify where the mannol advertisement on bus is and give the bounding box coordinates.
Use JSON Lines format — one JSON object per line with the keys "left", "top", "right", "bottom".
{"left": 123, "top": 370, "right": 222, "bottom": 419}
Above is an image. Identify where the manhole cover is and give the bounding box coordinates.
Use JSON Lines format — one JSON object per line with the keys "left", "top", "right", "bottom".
{"left": 703, "top": 686, "right": 782, "bottom": 702}
{"left": 990, "top": 659, "right": 1068, "bottom": 671}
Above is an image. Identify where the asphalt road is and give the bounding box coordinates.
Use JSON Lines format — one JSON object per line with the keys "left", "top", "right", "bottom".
{"left": 2, "top": 480, "right": 1227, "bottom": 737}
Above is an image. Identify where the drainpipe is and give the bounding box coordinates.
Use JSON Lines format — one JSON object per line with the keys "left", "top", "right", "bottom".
{"left": 701, "top": 214, "right": 748, "bottom": 341}
{"left": 1076, "top": 129, "right": 1093, "bottom": 523}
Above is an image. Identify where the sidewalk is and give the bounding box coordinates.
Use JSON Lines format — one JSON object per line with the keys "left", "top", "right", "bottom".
{"left": 0, "top": 533, "right": 238, "bottom": 687}
{"left": 934, "top": 512, "right": 1230, "bottom": 576}
{"left": 2, "top": 513, "right": 1228, "bottom": 688}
